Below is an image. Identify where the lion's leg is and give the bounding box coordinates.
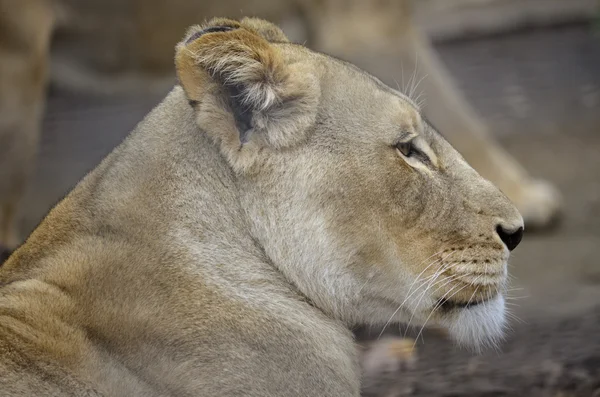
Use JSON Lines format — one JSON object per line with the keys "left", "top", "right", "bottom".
{"left": 403, "top": 28, "right": 561, "bottom": 229}
{"left": 0, "top": 0, "right": 54, "bottom": 254}
{"left": 360, "top": 337, "right": 417, "bottom": 397}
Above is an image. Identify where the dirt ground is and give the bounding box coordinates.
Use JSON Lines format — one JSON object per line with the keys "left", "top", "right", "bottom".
{"left": 14, "top": 23, "right": 600, "bottom": 397}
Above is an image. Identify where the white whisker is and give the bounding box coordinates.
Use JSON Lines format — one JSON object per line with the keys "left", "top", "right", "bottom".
{"left": 378, "top": 250, "right": 460, "bottom": 340}
{"left": 413, "top": 282, "right": 471, "bottom": 347}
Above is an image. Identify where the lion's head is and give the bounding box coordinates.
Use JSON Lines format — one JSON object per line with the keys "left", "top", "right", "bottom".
{"left": 175, "top": 17, "right": 524, "bottom": 348}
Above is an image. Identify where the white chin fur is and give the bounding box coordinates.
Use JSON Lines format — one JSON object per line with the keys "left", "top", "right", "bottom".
{"left": 442, "top": 294, "right": 507, "bottom": 351}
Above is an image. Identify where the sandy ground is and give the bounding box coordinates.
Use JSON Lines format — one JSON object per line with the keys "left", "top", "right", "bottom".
{"left": 14, "top": 23, "right": 600, "bottom": 397}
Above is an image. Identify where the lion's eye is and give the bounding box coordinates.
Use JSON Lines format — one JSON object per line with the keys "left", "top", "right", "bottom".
{"left": 395, "top": 141, "right": 414, "bottom": 157}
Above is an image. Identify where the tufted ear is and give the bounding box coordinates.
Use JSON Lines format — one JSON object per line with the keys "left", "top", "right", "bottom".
{"left": 175, "top": 17, "right": 320, "bottom": 170}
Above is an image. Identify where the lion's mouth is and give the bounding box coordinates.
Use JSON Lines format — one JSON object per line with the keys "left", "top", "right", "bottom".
{"left": 437, "top": 295, "right": 495, "bottom": 311}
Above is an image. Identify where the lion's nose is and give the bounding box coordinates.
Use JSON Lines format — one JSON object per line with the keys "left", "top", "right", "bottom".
{"left": 496, "top": 225, "right": 524, "bottom": 251}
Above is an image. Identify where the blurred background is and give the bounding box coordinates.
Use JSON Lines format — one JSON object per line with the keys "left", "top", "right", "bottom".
{"left": 1, "top": 0, "right": 600, "bottom": 396}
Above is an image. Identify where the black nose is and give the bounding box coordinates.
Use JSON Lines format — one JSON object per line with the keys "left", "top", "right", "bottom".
{"left": 496, "top": 225, "right": 524, "bottom": 251}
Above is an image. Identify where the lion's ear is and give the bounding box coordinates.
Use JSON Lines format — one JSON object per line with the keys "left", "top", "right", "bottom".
{"left": 175, "top": 18, "right": 319, "bottom": 159}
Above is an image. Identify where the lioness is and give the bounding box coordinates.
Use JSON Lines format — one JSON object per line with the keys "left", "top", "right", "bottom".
{"left": 0, "top": 18, "right": 524, "bottom": 396}
{"left": 0, "top": 0, "right": 559, "bottom": 258}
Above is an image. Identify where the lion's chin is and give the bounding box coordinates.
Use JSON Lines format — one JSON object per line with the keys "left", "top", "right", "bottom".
{"left": 440, "top": 294, "right": 507, "bottom": 352}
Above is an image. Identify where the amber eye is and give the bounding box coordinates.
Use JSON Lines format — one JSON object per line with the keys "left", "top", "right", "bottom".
{"left": 395, "top": 141, "right": 414, "bottom": 157}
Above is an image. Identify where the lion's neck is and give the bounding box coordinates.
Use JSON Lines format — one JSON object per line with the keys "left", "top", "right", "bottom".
{"left": 3, "top": 87, "right": 305, "bottom": 311}
{"left": 0, "top": 88, "right": 355, "bottom": 393}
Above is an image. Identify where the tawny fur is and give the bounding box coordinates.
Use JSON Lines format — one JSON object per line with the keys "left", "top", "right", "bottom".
{"left": 0, "top": 18, "right": 524, "bottom": 396}
{"left": 0, "top": 0, "right": 561, "bottom": 252}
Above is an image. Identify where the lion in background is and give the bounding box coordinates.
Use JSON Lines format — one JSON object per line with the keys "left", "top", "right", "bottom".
{"left": 0, "top": 0, "right": 568, "bottom": 258}
{"left": 0, "top": 16, "right": 525, "bottom": 395}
